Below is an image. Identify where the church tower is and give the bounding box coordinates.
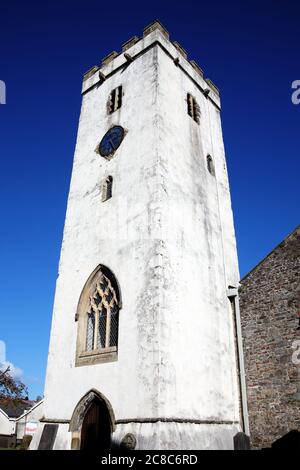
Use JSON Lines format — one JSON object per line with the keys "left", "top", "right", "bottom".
{"left": 31, "top": 21, "right": 248, "bottom": 450}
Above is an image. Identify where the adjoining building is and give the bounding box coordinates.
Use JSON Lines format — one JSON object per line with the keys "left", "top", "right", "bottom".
{"left": 240, "top": 225, "right": 300, "bottom": 448}
{"left": 0, "top": 399, "right": 43, "bottom": 448}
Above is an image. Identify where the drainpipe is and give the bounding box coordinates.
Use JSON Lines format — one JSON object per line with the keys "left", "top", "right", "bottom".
{"left": 227, "top": 287, "right": 250, "bottom": 437}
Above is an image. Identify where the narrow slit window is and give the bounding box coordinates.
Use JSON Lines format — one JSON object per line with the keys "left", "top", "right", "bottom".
{"left": 101, "top": 176, "right": 113, "bottom": 202}
{"left": 107, "top": 86, "right": 122, "bottom": 114}
{"left": 207, "top": 154, "right": 215, "bottom": 176}
{"left": 187, "top": 93, "right": 200, "bottom": 124}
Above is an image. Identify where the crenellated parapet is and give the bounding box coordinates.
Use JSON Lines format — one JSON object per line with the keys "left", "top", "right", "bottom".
{"left": 82, "top": 20, "right": 221, "bottom": 108}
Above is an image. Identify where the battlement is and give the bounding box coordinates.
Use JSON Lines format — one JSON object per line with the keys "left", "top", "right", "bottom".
{"left": 82, "top": 20, "right": 220, "bottom": 108}
{"left": 143, "top": 20, "right": 169, "bottom": 40}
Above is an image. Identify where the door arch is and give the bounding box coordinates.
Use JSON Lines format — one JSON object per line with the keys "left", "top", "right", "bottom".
{"left": 69, "top": 389, "right": 115, "bottom": 450}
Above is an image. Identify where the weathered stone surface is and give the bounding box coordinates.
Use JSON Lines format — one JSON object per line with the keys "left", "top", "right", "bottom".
{"left": 37, "top": 424, "right": 58, "bottom": 450}
{"left": 120, "top": 433, "right": 136, "bottom": 450}
{"left": 233, "top": 431, "right": 250, "bottom": 450}
{"left": 205, "top": 78, "right": 219, "bottom": 96}
{"left": 190, "top": 60, "right": 204, "bottom": 77}
{"left": 172, "top": 41, "right": 187, "bottom": 59}
{"left": 83, "top": 65, "right": 99, "bottom": 81}
{"left": 240, "top": 226, "right": 300, "bottom": 449}
{"left": 122, "top": 36, "right": 139, "bottom": 52}
{"left": 101, "top": 51, "right": 119, "bottom": 67}
{"left": 143, "top": 20, "right": 169, "bottom": 39}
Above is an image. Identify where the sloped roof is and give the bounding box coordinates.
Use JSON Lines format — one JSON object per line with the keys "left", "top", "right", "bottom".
{"left": 241, "top": 224, "right": 300, "bottom": 282}
{"left": 15, "top": 399, "right": 43, "bottom": 421}
{"left": 0, "top": 398, "right": 35, "bottom": 418}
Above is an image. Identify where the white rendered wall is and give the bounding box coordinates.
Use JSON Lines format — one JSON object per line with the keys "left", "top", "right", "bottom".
{"left": 37, "top": 30, "right": 241, "bottom": 449}
{"left": 0, "top": 409, "right": 15, "bottom": 436}
{"left": 153, "top": 47, "right": 240, "bottom": 422}
{"left": 16, "top": 400, "right": 44, "bottom": 440}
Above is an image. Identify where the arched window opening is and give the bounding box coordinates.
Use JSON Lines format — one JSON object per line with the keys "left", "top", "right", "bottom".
{"left": 207, "top": 154, "right": 215, "bottom": 176}
{"left": 76, "top": 265, "right": 121, "bottom": 366}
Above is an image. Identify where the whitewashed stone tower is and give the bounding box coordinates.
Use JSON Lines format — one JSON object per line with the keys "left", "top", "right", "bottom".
{"left": 31, "top": 21, "right": 248, "bottom": 450}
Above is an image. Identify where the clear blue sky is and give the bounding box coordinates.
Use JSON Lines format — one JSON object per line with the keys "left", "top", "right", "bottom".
{"left": 0, "top": 0, "right": 299, "bottom": 399}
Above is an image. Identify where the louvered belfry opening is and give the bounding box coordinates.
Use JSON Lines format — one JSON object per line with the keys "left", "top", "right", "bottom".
{"left": 85, "top": 269, "right": 119, "bottom": 353}
{"left": 108, "top": 86, "right": 122, "bottom": 114}
{"left": 187, "top": 93, "right": 200, "bottom": 124}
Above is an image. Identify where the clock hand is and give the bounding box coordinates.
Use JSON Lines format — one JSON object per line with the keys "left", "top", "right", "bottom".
{"left": 109, "top": 139, "right": 115, "bottom": 150}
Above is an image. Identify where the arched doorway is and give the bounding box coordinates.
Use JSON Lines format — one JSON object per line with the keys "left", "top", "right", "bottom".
{"left": 69, "top": 389, "right": 115, "bottom": 451}
{"left": 80, "top": 398, "right": 111, "bottom": 450}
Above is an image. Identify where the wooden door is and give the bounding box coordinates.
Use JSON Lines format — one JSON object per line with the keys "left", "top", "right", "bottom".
{"left": 80, "top": 400, "right": 111, "bottom": 450}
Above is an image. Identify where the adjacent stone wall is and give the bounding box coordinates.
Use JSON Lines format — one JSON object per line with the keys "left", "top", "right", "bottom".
{"left": 240, "top": 226, "right": 300, "bottom": 448}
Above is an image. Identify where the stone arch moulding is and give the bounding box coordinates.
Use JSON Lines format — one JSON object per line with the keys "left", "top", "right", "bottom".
{"left": 69, "top": 388, "right": 116, "bottom": 433}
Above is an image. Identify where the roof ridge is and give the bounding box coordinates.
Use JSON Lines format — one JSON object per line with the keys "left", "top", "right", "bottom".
{"left": 241, "top": 224, "right": 300, "bottom": 282}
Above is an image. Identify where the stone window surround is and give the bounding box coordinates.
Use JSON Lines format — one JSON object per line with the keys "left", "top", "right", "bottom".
{"left": 75, "top": 265, "right": 122, "bottom": 367}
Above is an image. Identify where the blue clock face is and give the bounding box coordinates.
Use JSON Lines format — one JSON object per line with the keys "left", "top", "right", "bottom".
{"left": 99, "top": 125, "right": 125, "bottom": 158}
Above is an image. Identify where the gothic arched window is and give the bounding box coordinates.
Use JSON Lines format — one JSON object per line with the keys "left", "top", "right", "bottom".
{"left": 75, "top": 265, "right": 121, "bottom": 366}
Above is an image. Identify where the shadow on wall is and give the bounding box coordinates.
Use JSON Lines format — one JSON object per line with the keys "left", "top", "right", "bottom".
{"left": 233, "top": 431, "right": 300, "bottom": 450}
{"left": 271, "top": 430, "right": 300, "bottom": 450}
